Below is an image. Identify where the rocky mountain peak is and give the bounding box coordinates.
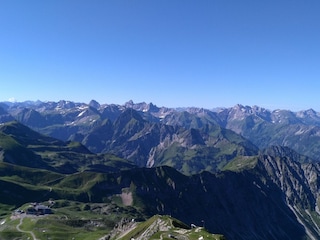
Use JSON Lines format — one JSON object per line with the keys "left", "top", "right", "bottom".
{"left": 57, "top": 100, "right": 76, "bottom": 109}
{"left": 262, "top": 145, "right": 311, "bottom": 165}
{"left": 271, "top": 109, "right": 300, "bottom": 124}
{"left": 124, "top": 100, "right": 134, "bottom": 107}
{"left": 296, "top": 108, "right": 317, "bottom": 117}
{"left": 296, "top": 109, "right": 320, "bottom": 126}
{"left": 228, "top": 104, "right": 255, "bottom": 120}
{"left": 88, "top": 99, "right": 100, "bottom": 109}
{"left": 124, "top": 100, "right": 159, "bottom": 113}
{"left": 262, "top": 145, "right": 301, "bottom": 159}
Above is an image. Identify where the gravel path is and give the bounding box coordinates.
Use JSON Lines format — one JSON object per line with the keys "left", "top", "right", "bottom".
{"left": 16, "top": 215, "right": 38, "bottom": 240}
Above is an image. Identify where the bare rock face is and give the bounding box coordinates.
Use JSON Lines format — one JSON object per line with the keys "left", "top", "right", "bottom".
{"left": 257, "top": 146, "right": 318, "bottom": 208}
{"left": 257, "top": 154, "right": 315, "bottom": 208}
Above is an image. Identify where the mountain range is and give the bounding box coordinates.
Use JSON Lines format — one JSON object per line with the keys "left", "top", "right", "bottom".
{"left": 2, "top": 100, "right": 320, "bottom": 161}
{"left": 1, "top": 100, "right": 320, "bottom": 239}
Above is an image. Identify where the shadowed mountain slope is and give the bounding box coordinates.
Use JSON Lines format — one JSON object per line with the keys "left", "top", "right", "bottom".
{"left": 0, "top": 121, "right": 135, "bottom": 174}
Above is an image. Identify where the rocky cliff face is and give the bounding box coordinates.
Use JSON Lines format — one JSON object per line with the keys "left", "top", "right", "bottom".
{"left": 256, "top": 146, "right": 318, "bottom": 208}
{"left": 87, "top": 163, "right": 309, "bottom": 240}
{"left": 252, "top": 146, "right": 320, "bottom": 239}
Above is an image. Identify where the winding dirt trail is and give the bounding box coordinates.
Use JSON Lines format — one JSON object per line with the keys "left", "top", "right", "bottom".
{"left": 16, "top": 215, "right": 38, "bottom": 240}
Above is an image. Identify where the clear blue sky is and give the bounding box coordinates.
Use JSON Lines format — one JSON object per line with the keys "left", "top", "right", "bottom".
{"left": 1, "top": 1, "right": 320, "bottom": 111}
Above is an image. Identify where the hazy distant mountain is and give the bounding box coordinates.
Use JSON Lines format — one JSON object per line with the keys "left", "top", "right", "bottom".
{"left": 2, "top": 100, "right": 320, "bottom": 162}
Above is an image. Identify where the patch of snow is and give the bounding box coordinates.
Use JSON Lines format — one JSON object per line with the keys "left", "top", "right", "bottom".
{"left": 77, "top": 110, "right": 86, "bottom": 117}
{"left": 77, "top": 106, "right": 88, "bottom": 110}
{"left": 295, "top": 129, "right": 306, "bottom": 135}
